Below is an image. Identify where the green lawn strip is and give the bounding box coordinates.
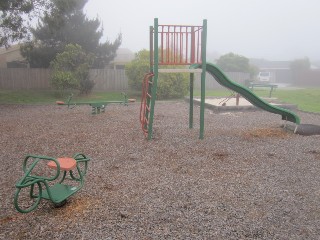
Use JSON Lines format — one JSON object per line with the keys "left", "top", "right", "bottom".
{"left": 1, "top": 88, "right": 319, "bottom": 113}
{"left": 0, "top": 90, "right": 140, "bottom": 104}
{"left": 0, "top": 90, "right": 57, "bottom": 104}
{"left": 273, "top": 89, "right": 320, "bottom": 113}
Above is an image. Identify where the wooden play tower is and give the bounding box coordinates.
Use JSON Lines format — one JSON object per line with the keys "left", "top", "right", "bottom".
{"left": 140, "top": 18, "right": 207, "bottom": 140}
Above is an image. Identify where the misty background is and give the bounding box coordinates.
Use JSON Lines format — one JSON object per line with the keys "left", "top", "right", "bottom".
{"left": 84, "top": 0, "right": 320, "bottom": 62}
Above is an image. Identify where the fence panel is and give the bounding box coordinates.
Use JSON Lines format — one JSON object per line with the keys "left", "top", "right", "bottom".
{"left": 0, "top": 68, "right": 254, "bottom": 91}
{"left": 194, "top": 72, "right": 250, "bottom": 90}
{"left": 0, "top": 68, "right": 129, "bottom": 91}
{"left": 295, "top": 70, "right": 320, "bottom": 87}
{"left": 90, "top": 69, "right": 129, "bottom": 91}
{"left": 0, "top": 68, "right": 51, "bottom": 89}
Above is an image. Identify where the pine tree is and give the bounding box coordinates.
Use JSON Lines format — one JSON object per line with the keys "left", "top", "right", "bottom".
{"left": 21, "top": 0, "right": 121, "bottom": 68}
{"left": 0, "top": 0, "right": 51, "bottom": 48}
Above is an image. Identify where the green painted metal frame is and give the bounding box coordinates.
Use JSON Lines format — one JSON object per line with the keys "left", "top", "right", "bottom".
{"left": 199, "top": 19, "right": 207, "bottom": 139}
{"left": 147, "top": 18, "right": 159, "bottom": 139}
{"left": 189, "top": 73, "right": 194, "bottom": 129}
{"left": 249, "top": 83, "right": 278, "bottom": 98}
{"left": 188, "top": 20, "right": 207, "bottom": 139}
{"left": 58, "top": 92, "right": 128, "bottom": 114}
{"left": 145, "top": 18, "right": 208, "bottom": 140}
{"left": 14, "top": 153, "right": 90, "bottom": 213}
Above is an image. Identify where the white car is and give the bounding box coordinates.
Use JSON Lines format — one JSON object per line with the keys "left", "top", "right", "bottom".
{"left": 258, "top": 72, "right": 271, "bottom": 82}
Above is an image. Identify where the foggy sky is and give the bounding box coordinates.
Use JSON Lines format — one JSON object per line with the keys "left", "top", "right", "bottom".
{"left": 84, "top": 0, "right": 320, "bottom": 61}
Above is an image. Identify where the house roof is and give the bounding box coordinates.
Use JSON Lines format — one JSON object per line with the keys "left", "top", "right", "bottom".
{"left": 0, "top": 44, "right": 21, "bottom": 55}
{"left": 112, "top": 48, "right": 134, "bottom": 64}
{"left": 250, "top": 58, "right": 319, "bottom": 70}
{"left": 250, "top": 58, "right": 291, "bottom": 70}
{"left": 311, "top": 61, "right": 320, "bottom": 69}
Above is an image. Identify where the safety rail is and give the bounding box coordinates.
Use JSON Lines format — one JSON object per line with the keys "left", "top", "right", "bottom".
{"left": 151, "top": 24, "right": 203, "bottom": 65}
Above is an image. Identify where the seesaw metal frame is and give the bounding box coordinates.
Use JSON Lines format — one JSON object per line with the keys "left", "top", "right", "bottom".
{"left": 57, "top": 92, "right": 128, "bottom": 114}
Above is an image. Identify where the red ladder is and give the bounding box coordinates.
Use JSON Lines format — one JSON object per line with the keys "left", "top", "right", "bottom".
{"left": 140, "top": 72, "right": 154, "bottom": 137}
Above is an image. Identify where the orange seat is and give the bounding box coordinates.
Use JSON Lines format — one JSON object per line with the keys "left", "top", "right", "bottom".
{"left": 47, "top": 157, "right": 77, "bottom": 171}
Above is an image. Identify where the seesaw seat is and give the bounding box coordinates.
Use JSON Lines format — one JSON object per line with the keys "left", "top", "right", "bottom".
{"left": 43, "top": 157, "right": 78, "bottom": 202}
{"left": 47, "top": 157, "right": 77, "bottom": 171}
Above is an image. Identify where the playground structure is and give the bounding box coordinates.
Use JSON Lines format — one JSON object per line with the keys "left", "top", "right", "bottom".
{"left": 14, "top": 153, "right": 90, "bottom": 213}
{"left": 56, "top": 92, "right": 129, "bottom": 114}
{"left": 140, "top": 18, "right": 208, "bottom": 139}
{"left": 140, "top": 18, "right": 300, "bottom": 140}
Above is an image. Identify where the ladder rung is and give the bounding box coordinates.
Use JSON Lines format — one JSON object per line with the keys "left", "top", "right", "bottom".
{"left": 147, "top": 93, "right": 151, "bottom": 98}
{"left": 141, "top": 117, "right": 148, "bottom": 125}
{"left": 148, "top": 81, "right": 153, "bottom": 84}
{"left": 146, "top": 105, "right": 150, "bottom": 112}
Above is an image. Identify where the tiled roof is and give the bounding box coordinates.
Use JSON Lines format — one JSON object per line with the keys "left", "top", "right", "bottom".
{"left": 112, "top": 48, "right": 134, "bottom": 63}
{"left": 250, "top": 58, "right": 291, "bottom": 69}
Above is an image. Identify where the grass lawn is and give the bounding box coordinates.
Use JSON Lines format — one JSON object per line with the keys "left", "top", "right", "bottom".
{"left": 0, "top": 90, "right": 141, "bottom": 105}
{"left": 0, "top": 90, "right": 58, "bottom": 104}
{"left": 0, "top": 88, "right": 319, "bottom": 113}
{"left": 273, "top": 88, "right": 320, "bottom": 113}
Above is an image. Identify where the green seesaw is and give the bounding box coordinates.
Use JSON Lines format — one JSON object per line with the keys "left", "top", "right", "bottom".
{"left": 56, "top": 92, "right": 134, "bottom": 114}
{"left": 14, "top": 153, "right": 90, "bottom": 213}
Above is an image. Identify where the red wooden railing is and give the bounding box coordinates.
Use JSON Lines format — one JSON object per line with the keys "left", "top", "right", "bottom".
{"left": 152, "top": 24, "right": 203, "bottom": 65}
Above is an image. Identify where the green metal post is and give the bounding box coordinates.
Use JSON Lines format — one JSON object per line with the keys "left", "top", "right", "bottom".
{"left": 199, "top": 19, "right": 207, "bottom": 139}
{"left": 143, "top": 26, "right": 154, "bottom": 132}
{"left": 189, "top": 73, "right": 194, "bottom": 129}
{"left": 147, "top": 18, "right": 159, "bottom": 140}
{"left": 189, "top": 26, "right": 195, "bottom": 129}
{"left": 149, "top": 26, "right": 154, "bottom": 72}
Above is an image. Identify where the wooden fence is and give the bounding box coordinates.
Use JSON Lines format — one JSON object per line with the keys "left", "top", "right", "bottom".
{"left": 0, "top": 68, "right": 129, "bottom": 91}
{"left": 89, "top": 69, "right": 128, "bottom": 91}
{"left": 0, "top": 68, "right": 51, "bottom": 89}
{"left": 294, "top": 70, "right": 320, "bottom": 87}
{"left": 0, "top": 68, "right": 253, "bottom": 91}
{"left": 194, "top": 72, "right": 250, "bottom": 90}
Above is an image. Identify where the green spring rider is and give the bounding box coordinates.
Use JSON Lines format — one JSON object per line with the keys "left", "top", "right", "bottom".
{"left": 14, "top": 153, "right": 90, "bottom": 213}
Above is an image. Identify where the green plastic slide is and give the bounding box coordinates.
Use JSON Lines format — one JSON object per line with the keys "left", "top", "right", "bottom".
{"left": 191, "top": 62, "right": 300, "bottom": 124}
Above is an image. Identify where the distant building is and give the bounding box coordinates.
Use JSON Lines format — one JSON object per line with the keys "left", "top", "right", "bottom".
{"left": 0, "top": 44, "right": 28, "bottom": 68}
{"left": 108, "top": 48, "right": 134, "bottom": 70}
{"left": 310, "top": 62, "right": 320, "bottom": 70}
{"left": 250, "top": 59, "right": 292, "bottom": 83}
